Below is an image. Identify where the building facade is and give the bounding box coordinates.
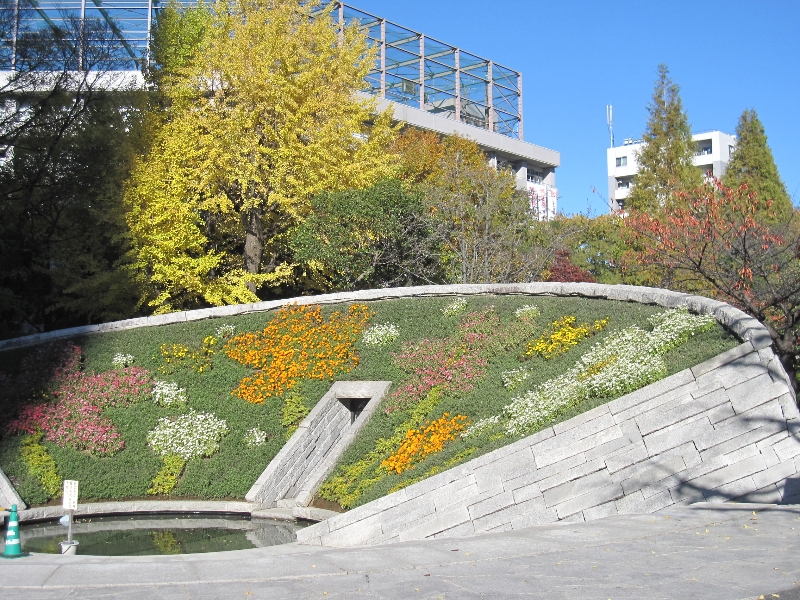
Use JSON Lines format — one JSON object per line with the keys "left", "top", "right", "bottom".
{"left": 606, "top": 130, "right": 736, "bottom": 213}
{"left": 1, "top": 0, "right": 560, "bottom": 218}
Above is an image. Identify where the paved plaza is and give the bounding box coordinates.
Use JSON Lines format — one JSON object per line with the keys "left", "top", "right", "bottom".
{"left": 1, "top": 502, "right": 798, "bottom": 599}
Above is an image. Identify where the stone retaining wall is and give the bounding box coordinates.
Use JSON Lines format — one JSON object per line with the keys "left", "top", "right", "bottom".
{"left": 296, "top": 341, "right": 800, "bottom": 547}
{"left": 246, "top": 381, "right": 391, "bottom": 508}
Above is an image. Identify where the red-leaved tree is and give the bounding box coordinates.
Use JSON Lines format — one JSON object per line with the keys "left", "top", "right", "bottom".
{"left": 623, "top": 180, "right": 800, "bottom": 389}
{"left": 546, "top": 248, "right": 596, "bottom": 283}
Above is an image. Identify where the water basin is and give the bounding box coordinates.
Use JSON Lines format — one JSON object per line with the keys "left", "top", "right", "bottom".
{"left": 11, "top": 513, "right": 308, "bottom": 556}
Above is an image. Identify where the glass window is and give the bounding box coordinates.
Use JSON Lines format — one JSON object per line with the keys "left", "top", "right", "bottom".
{"left": 616, "top": 156, "right": 627, "bottom": 167}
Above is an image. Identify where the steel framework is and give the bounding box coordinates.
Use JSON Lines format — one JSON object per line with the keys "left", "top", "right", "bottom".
{"left": 0, "top": 0, "right": 522, "bottom": 139}
{"left": 315, "top": 1, "right": 522, "bottom": 139}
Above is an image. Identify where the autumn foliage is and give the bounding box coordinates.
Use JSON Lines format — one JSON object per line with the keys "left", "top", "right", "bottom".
{"left": 224, "top": 303, "right": 373, "bottom": 403}
{"left": 623, "top": 180, "right": 800, "bottom": 385}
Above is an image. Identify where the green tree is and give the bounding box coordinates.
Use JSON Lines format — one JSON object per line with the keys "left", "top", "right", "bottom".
{"left": 125, "top": 0, "right": 398, "bottom": 313}
{"left": 721, "top": 109, "right": 792, "bottom": 217}
{"left": 146, "top": 0, "right": 213, "bottom": 89}
{"left": 292, "top": 180, "right": 444, "bottom": 291}
{"left": 628, "top": 64, "right": 701, "bottom": 213}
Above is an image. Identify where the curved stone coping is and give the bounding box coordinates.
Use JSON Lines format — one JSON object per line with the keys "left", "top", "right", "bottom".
{"left": 18, "top": 500, "right": 257, "bottom": 523}
{"left": 0, "top": 283, "right": 774, "bottom": 357}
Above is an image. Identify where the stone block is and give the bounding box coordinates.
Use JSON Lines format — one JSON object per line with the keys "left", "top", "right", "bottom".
{"left": 543, "top": 470, "right": 612, "bottom": 508}
{"left": 643, "top": 415, "right": 714, "bottom": 456}
{"left": 690, "top": 342, "right": 754, "bottom": 378}
{"left": 604, "top": 443, "right": 650, "bottom": 474}
{"left": 707, "top": 403, "right": 736, "bottom": 424}
{"left": 379, "top": 497, "right": 437, "bottom": 538}
{"left": 698, "top": 411, "right": 785, "bottom": 458}
{"left": 722, "top": 444, "right": 760, "bottom": 465}
{"left": 319, "top": 516, "right": 383, "bottom": 547}
{"left": 397, "top": 504, "right": 471, "bottom": 542}
{"left": 758, "top": 446, "right": 781, "bottom": 469}
{"left": 635, "top": 388, "right": 729, "bottom": 436}
{"left": 467, "top": 490, "right": 515, "bottom": 520}
{"left": 608, "top": 371, "right": 695, "bottom": 417}
{"left": 534, "top": 425, "right": 623, "bottom": 468}
{"left": 641, "top": 455, "right": 728, "bottom": 500}
{"left": 703, "top": 476, "right": 757, "bottom": 502}
{"left": 537, "top": 458, "right": 606, "bottom": 492}
{"left": 582, "top": 501, "right": 618, "bottom": 521}
{"left": 472, "top": 507, "right": 515, "bottom": 533}
{"left": 554, "top": 482, "right": 624, "bottom": 519}
{"left": 325, "top": 490, "right": 409, "bottom": 532}
{"left": 617, "top": 455, "right": 687, "bottom": 495}
{"left": 509, "top": 500, "right": 558, "bottom": 530}
{"left": 432, "top": 520, "right": 476, "bottom": 539}
{"left": 752, "top": 459, "right": 798, "bottom": 490}
{"left": 773, "top": 432, "right": 800, "bottom": 462}
{"left": 685, "top": 454, "right": 767, "bottom": 493}
{"left": 552, "top": 404, "right": 610, "bottom": 436}
{"left": 430, "top": 477, "right": 479, "bottom": 512}
{"left": 615, "top": 489, "right": 673, "bottom": 515}
{"left": 728, "top": 373, "right": 788, "bottom": 413}
{"left": 779, "top": 394, "right": 800, "bottom": 420}
{"left": 512, "top": 481, "right": 543, "bottom": 504}
{"left": 474, "top": 465, "right": 504, "bottom": 495}
{"left": 734, "top": 484, "right": 783, "bottom": 504}
{"left": 525, "top": 452, "right": 587, "bottom": 484}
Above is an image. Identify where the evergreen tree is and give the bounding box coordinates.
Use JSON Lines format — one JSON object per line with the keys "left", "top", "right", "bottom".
{"left": 721, "top": 109, "right": 792, "bottom": 217}
{"left": 628, "top": 64, "right": 701, "bottom": 213}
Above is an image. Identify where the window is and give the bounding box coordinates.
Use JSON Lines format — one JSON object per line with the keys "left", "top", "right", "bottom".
{"left": 729, "top": 145, "right": 735, "bottom": 156}
{"left": 527, "top": 169, "right": 544, "bottom": 183}
{"left": 695, "top": 142, "right": 712, "bottom": 156}
{"left": 616, "top": 178, "right": 631, "bottom": 189}
{"left": 615, "top": 156, "right": 627, "bottom": 167}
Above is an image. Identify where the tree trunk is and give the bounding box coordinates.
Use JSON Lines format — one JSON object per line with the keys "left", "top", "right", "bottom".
{"left": 777, "top": 347, "right": 799, "bottom": 394}
{"left": 242, "top": 206, "right": 264, "bottom": 294}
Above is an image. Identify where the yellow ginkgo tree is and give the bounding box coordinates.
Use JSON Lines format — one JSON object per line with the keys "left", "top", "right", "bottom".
{"left": 125, "top": 0, "right": 398, "bottom": 313}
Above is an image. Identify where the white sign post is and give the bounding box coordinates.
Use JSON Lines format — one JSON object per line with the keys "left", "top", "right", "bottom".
{"left": 62, "top": 480, "right": 78, "bottom": 545}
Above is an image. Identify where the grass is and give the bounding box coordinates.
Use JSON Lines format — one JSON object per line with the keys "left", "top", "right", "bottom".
{"left": 0, "top": 294, "right": 740, "bottom": 508}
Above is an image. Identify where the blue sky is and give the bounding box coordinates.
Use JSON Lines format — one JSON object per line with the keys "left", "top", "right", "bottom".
{"left": 353, "top": 0, "right": 800, "bottom": 216}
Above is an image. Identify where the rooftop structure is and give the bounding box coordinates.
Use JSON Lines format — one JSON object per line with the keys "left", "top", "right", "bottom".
{"left": 1, "top": 0, "right": 561, "bottom": 218}
{"left": 606, "top": 130, "right": 737, "bottom": 213}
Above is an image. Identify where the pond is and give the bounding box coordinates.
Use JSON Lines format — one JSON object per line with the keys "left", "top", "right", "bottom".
{"left": 9, "top": 513, "right": 309, "bottom": 556}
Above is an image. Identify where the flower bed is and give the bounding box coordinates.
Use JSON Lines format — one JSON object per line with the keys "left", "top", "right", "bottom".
{"left": 0, "top": 295, "right": 739, "bottom": 507}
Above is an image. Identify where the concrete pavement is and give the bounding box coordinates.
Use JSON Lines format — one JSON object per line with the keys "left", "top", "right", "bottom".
{"left": 1, "top": 502, "right": 798, "bottom": 599}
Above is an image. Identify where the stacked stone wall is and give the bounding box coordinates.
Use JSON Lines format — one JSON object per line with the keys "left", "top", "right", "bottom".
{"left": 296, "top": 341, "right": 800, "bottom": 546}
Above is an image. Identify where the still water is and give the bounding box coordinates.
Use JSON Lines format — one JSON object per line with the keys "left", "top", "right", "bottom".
{"left": 14, "top": 513, "right": 308, "bottom": 556}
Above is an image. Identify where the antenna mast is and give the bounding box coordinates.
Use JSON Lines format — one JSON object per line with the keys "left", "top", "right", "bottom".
{"left": 606, "top": 104, "right": 614, "bottom": 148}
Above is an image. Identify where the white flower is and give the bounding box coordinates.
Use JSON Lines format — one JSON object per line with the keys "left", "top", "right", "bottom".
{"left": 147, "top": 411, "right": 228, "bottom": 460}
{"left": 470, "top": 307, "right": 717, "bottom": 438}
{"left": 515, "top": 304, "right": 541, "bottom": 319}
{"left": 215, "top": 324, "right": 236, "bottom": 339}
{"left": 243, "top": 427, "right": 268, "bottom": 448}
{"left": 152, "top": 381, "right": 188, "bottom": 407}
{"left": 442, "top": 298, "right": 468, "bottom": 317}
{"left": 362, "top": 323, "right": 400, "bottom": 346}
{"left": 112, "top": 353, "right": 135, "bottom": 369}
{"left": 502, "top": 366, "right": 530, "bottom": 390}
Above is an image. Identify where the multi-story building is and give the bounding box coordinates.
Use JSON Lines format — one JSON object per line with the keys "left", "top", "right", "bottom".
{"left": 606, "top": 130, "right": 737, "bottom": 213}
{"left": 1, "top": 0, "right": 561, "bottom": 219}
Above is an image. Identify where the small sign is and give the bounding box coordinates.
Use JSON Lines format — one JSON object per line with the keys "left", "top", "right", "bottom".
{"left": 62, "top": 480, "right": 78, "bottom": 511}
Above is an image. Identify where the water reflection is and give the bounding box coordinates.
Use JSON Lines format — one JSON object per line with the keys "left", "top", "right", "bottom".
{"left": 15, "top": 513, "right": 308, "bottom": 556}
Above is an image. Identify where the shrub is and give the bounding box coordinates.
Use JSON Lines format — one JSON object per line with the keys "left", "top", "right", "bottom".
{"left": 281, "top": 392, "right": 310, "bottom": 438}
{"left": 112, "top": 353, "right": 135, "bottom": 369}
{"left": 362, "top": 323, "right": 400, "bottom": 346}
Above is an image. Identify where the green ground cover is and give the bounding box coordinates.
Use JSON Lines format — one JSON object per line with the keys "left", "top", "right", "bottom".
{"left": 0, "top": 295, "right": 739, "bottom": 508}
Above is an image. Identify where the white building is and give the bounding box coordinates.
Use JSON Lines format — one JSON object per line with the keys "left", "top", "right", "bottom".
{"left": 606, "top": 130, "right": 737, "bottom": 212}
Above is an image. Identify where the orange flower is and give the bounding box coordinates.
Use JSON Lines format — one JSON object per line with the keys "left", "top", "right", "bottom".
{"left": 224, "top": 304, "right": 373, "bottom": 403}
{"left": 382, "top": 413, "right": 469, "bottom": 475}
